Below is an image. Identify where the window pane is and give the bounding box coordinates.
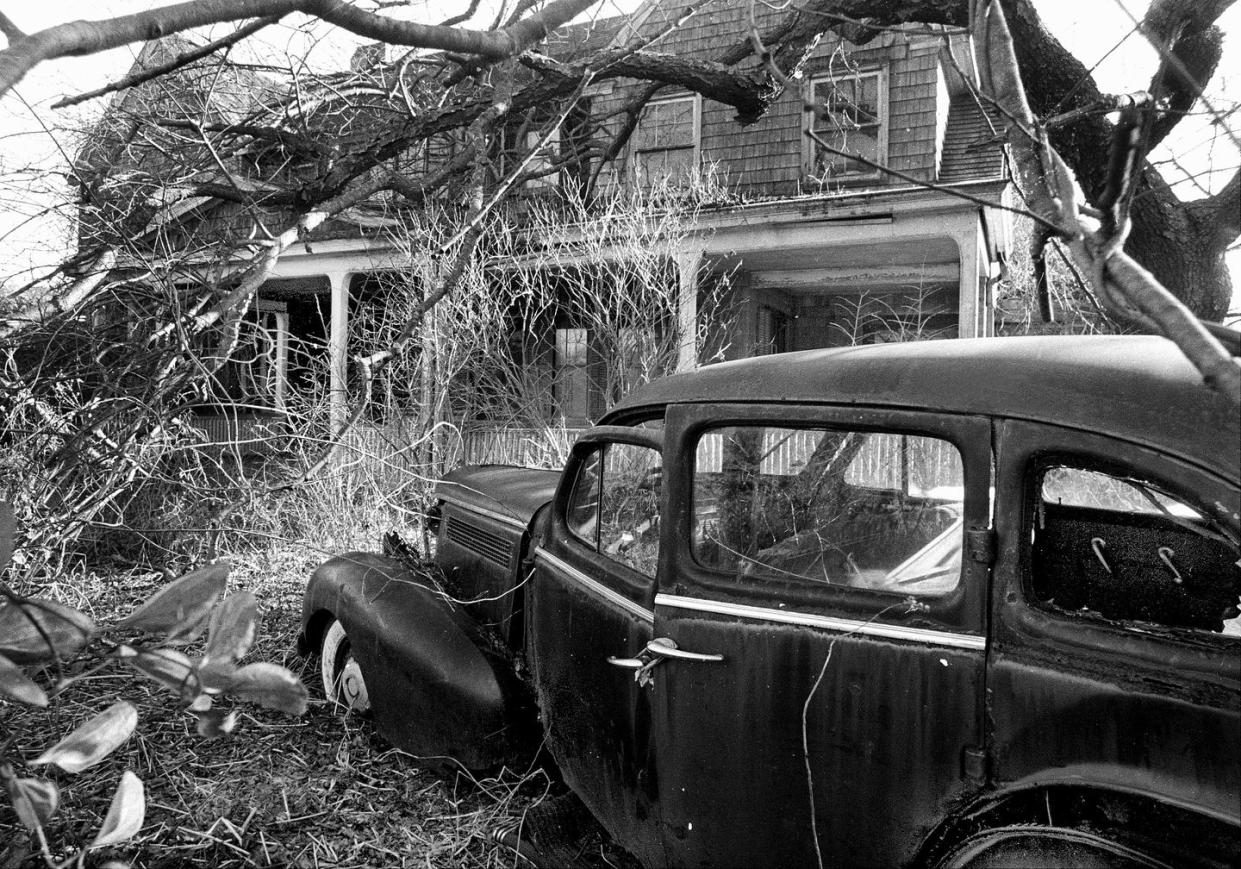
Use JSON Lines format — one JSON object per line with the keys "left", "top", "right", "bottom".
{"left": 635, "top": 147, "right": 695, "bottom": 185}
{"left": 524, "top": 127, "right": 560, "bottom": 189}
{"left": 810, "top": 72, "right": 882, "bottom": 176}
{"left": 597, "top": 444, "right": 663, "bottom": 577}
{"left": 634, "top": 98, "right": 695, "bottom": 151}
{"left": 1032, "top": 467, "right": 1240, "bottom": 635}
{"left": 567, "top": 449, "right": 602, "bottom": 546}
{"left": 554, "top": 328, "right": 590, "bottom": 421}
{"left": 692, "top": 426, "right": 963, "bottom": 594}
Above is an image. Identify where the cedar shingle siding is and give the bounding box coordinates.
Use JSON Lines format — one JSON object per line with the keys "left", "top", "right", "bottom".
{"left": 583, "top": 9, "right": 1003, "bottom": 196}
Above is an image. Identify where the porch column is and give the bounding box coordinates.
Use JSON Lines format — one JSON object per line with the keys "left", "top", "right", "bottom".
{"left": 955, "top": 230, "right": 985, "bottom": 339}
{"left": 327, "top": 270, "right": 352, "bottom": 433}
{"left": 675, "top": 245, "right": 705, "bottom": 372}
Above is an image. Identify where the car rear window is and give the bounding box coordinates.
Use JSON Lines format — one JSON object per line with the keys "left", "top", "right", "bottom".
{"left": 1031, "top": 466, "right": 1241, "bottom": 636}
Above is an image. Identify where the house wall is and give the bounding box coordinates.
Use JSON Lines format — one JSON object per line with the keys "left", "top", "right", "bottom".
{"left": 587, "top": 11, "right": 954, "bottom": 196}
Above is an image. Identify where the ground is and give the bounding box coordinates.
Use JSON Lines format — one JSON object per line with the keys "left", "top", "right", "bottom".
{"left": 0, "top": 549, "right": 635, "bottom": 869}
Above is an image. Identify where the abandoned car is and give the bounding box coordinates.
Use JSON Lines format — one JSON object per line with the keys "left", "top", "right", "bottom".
{"left": 300, "top": 334, "right": 1240, "bottom": 868}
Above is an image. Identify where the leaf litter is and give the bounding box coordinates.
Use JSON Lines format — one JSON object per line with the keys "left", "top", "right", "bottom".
{"left": 0, "top": 554, "right": 635, "bottom": 868}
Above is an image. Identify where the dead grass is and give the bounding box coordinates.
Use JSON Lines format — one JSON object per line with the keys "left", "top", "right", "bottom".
{"left": 0, "top": 544, "right": 629, "bottom": 869}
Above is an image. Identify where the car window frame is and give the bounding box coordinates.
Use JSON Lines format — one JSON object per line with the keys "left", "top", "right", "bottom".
{"left": 548, "top": 422, "right": 667, "bottom": 611}
{"left": 995, "top": 418, "right": 1241, "bottom": 665}
{"left": 1023, "top": 450, "right": 1241, "bottom": 644}
{"left": 663, "top": 403, "right": 992, "bottom": 634}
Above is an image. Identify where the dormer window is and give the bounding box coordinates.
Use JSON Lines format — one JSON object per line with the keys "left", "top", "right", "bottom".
{"left": 805, "top": 69, "right": 888, "bottom": 181}
{"left": 632, "top": 94, "right": 699, "bottom": 188}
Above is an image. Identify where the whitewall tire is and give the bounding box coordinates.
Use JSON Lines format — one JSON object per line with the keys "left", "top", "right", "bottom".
{"left": 319, "top": 618, "right": 371, "bottom": 714}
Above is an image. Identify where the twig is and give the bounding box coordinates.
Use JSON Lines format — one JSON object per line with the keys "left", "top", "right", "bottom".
{"left": 804, "top": 129, "right": 1058, "bottom": 231}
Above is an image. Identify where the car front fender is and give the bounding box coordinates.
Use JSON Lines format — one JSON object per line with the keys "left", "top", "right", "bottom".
{"left": 301, "top": 552, "right": 536, "bottom": 770}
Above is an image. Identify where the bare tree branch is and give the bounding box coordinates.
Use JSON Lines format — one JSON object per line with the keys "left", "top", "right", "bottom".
{"left": 0, "top": 12, "right": 25, "bottom": 44}
{"left": 0, "top": 0, "right": 600, "bottom": 98}
{"left": 51, "top": 15, "right": 284, "bottom": 109}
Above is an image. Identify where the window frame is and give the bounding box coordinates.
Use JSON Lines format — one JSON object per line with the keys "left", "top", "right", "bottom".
{"left": 548, "top": 422, "right": 667, "bottom": 609}
{"left": 995, "top": 418, "right": 1241, "bottom": 663}
{"left": 1024, "top": 453, "right": 1241, "bottom": 640}
{"left": 212, "top": 297, "right": 290, "bottom": 411}
{"left": 630, "top": 93, "right": 701, "bottom": 188}
{"left": 664, "top": 403, "right": 992, "bottom": 634}
{"left": 802, "top": 67, "right": 889, "bottom": 182}
{"left": 553, "top": 326, "right": 592, "bottom": 423}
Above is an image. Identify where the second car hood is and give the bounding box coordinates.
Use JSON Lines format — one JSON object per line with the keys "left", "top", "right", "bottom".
{"left": 434, "top": 465, "right": 561, "bottom": 526}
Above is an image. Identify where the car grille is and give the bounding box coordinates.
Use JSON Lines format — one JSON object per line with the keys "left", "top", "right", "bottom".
{"left": 444, "top": 515, "right": 513, "bottom": 566}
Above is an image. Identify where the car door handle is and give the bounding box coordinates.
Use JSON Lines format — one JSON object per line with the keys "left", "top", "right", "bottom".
{"left": 645, "top": 637, "right": 724, "bottom": 662}
{"left": 607, "top": 656, "right": 646, "bottom": 669}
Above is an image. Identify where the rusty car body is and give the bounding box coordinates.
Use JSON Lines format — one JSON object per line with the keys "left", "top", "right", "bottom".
{"left": 301, "top": 334, "right": 1240, "bottom": 867}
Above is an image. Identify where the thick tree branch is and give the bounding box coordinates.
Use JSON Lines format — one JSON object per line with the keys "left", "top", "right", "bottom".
{"left": 0, "top": 12, "right": 24, "bottom": 44}
{"left": 980, "top": 0, "right": 1239, "bottom": 407}
{"left": 52, "top": 15, "right": 283, "bottom": 109}
{"left": 0, "top": 0, "right": 599, "bottom": 98}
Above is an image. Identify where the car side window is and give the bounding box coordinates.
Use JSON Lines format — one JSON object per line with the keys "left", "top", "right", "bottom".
{"left": 692, "top": 426, "right": 964, "bottom": 594}
{"left": 567, "top": 442, "right": 662, "bottom": 577}
{"left": 1030, "top": 465, "right": 1241, "bottom": 636}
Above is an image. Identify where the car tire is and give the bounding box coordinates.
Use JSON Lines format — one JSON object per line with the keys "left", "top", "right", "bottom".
{"left": 938, "top": 825, "right": 1162, "bottom": 868}
{"left": 319, "top": 618, "right": 371, "bottom": 714}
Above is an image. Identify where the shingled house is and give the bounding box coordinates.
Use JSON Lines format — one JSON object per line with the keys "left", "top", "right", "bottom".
{"left": 79, "top": 2, "right": 1012, "bottom": 453}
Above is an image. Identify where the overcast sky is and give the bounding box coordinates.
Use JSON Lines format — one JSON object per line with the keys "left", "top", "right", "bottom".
{"left": 0, "top": 0, "right": 1237, "bottom": 312}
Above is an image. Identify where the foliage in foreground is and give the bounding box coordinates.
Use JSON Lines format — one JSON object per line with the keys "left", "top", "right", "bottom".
{"left": 1, "top": 539, "right": 620, "bottom": 869}
{"left": 0, "top": 502, "right": 309, "bottom": 867}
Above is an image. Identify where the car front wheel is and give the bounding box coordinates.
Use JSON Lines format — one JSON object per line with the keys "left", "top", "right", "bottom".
{"left": 319, "top": 618, "right": 371, "bottom": 714}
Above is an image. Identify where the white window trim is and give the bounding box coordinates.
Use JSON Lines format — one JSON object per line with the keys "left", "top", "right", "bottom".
{"left": 802, "top": 67, "right": 889, "bottom": 181}
{"left": 630, "top": 93, "right": 701, "bottom": 185}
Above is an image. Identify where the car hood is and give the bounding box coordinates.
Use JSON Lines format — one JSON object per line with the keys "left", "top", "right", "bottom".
{"left": 434, "top": 465, "right": 561, "bottom": 527}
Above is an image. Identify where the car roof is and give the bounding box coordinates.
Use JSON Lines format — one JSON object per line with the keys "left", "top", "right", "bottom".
{"left": 608, "top": 335, "right": 1240, "bottom": 482}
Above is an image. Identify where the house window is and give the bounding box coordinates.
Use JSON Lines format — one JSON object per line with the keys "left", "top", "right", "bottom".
{"left": 423, "top": 131, "right": 461, "bottom": 175}
{"left": 632, "top": 94, "right": 699, "bottom": 187}
{"left": 216, "top": 299, "right": 289, "bottom": 410}
{"left": 805, "top": 69, "right": 887, "bottom": 179}
{"left": 554, "top": 327, "right": 591, "bottom": 422}
{"left": 524, "top": 127, "right": 560, "bottom": 189}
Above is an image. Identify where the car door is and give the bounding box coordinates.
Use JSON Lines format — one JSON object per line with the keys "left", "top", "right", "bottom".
{"left": 649, "top": 404, "right": 993, "bottom": 867}
{"left": 989, "top": 420, "right": 1240, "bottom": 830}
{"left": 527, "top": 424, "right": 666, "bottom": 866}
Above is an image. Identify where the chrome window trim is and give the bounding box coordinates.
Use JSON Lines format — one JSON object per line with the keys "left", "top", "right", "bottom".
{"left": 655, "top": 593, "right": 985, "bottom": 650}
{"left": 535, "top": 547, "right": 655, "bottom": 624}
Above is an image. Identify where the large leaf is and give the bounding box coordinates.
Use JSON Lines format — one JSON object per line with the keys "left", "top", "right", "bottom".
{"left": 4, "top": 776, "right": 59, "bottom": 831}
{"left": 90, "top": 771, "right": 145, "bottom": 849}
{"left": 0, "top": 500, "right": 13, "bottom": 573}
{"left": 0, "top": 597, "right": 95, "bottom": 664}
{"left": 116, "top": 562, "right": 228, "bottom": 639}
{"left": 200, "top": 591, "right": 258, "bottom": 677}
{"left": 0, "top": 651, "right": 48, "bottom": 706}
{"left": 226, "top": 662, "right": 309, "bottom": 715}
{"left": 118, "top": 646, "right": 199, "bottom": 700}
{"left": 32, "top": 701, "right": 138, "bottom": 774}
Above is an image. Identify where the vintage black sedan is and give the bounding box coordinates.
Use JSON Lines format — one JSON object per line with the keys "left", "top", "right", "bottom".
{"left": 300, "top": 335, "right": 1240, "bottom": 868}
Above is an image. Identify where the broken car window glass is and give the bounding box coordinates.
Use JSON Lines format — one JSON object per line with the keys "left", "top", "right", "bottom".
{"left": 1031, "top": 466, "right": 1241, "bottom": 636}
